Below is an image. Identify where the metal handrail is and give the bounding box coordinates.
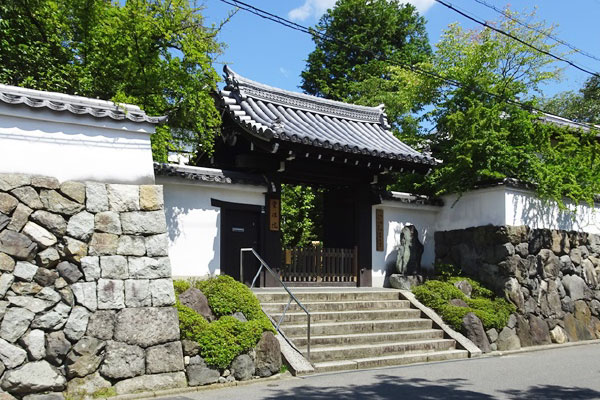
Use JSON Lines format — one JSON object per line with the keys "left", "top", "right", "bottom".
{"left": 240, "top": 248, "right": 311, "bottom": 361}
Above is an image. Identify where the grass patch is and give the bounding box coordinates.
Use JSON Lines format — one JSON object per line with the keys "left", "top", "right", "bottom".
{"left": 413, "top": 275, "right": 515, "bottom": 331}
{"left": 91, "top": 387, "right": 117, "bottom": 399}
{"left": 174, "top": 275, "right": 274, "bottom": 369}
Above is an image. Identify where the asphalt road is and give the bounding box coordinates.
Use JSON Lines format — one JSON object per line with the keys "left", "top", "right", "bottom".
{"left": 157, "top": 343, "right": 600, "bottom": 400}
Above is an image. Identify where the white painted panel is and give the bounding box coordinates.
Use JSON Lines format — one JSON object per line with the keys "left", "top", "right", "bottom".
{"left": 436, "top": 187, "right": 507, "bottom": 231}
{"left": 0, "top": 105, "right": 155, "bottom": 184}
{"left": 371, "top": 202, "right": 439, "bottom": 287}
{"left": 159, "top": 177, "right": 266, "bottom": 278}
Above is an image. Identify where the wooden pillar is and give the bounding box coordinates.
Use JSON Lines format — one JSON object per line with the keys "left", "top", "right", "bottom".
{"left": 261, "top": 177, "right": 281, "bottom": 287}
{"left": 355, "top": 185, "right": 372, "bottom": 287}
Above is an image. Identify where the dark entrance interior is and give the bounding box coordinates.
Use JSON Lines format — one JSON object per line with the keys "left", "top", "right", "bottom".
{"left": 217, "top": 202, "right": 261, "bottom": 286}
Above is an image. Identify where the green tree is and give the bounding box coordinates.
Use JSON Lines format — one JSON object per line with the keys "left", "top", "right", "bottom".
{"left": 543, "top": 76, "right": 600, "bottom": 124}
{"left": 280, "top": 185, "right": 322, "bottom": 248}
{"left": 0, "top": 0, "right": 224, "bottom": 161}
{"left": 300, "top": 0, "right": 432, "bottom": 135}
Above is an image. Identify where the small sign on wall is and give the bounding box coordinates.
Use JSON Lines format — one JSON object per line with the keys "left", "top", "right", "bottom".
{"left": 376, "top": 209, "right": 384, "bottom": 252}
{"left": 269, "top": 198, "right": 280, "bottom": 231}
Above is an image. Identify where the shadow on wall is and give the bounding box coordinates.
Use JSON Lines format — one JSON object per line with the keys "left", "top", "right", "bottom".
{"left": 511, "top": 193, "right": 594, "bottom": 232}
{"left": 164, "top": 196, "right": 220, "bottom": 276}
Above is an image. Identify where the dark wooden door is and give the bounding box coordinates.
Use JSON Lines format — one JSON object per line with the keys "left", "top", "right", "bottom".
{"left": 220, "top": 209, "right": 260, "bottom": 285}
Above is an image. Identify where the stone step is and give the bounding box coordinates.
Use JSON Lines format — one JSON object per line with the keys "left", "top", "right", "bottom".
{"left": 273, "top": 309, "right": 422, "bottom": 325}
{"left": 261, "top": 299, "right": 411, "bottom": 313}
{"left": 312, "top": 349, "right": 469, "bottom": 373}
{"left": 281, "top": 318, "right": 433, "bottom": 337}
{"left": 291, "top": 329, "right": 445, "bottom": 348}
{"left": 254, "top": 290, "right": 401, "bottom": 303}
{"left": 301, "top": 339, "right": 457, "bottom": 363}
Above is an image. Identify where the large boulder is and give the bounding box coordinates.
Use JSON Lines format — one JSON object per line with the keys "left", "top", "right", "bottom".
{"left": 496, "top": 327, "right": 521, "bottom": 351}
{"left": 395, "top": 225, "right": 423, "bottom": 275}
{"left": 0, "top": 338, "right": 27, "bottom": 369}
{"left": 528, "top": 315, "right": 551, "bottom": 345}
{"left": 113, "top": 307, "right": 180, "bottom": 347}
{"left": 461, "top": 313, "right": 490, "bottom": 353}
{"left": 178, "top": 288, "right": 215, "bottom": 322}
{"left": 99, "top": 342, "right": 144, "bottom": 379}
{"left": 231, "top": 354, "right": 254, "bottom": 381}
{"left": 562, "top": 275, "right": 588, "bottom": 301}
{"left": 145, "top": 342, "right": 184, "bottom": 374}
{"left": 65, "top": 337, "right": 106, "bottom": 378}
{"left": 86, "top": 311, "right": 116, "bottom": 340}
{"left": 114, "top": 372, "right": 186, "bottom": 395}
{"left": 254, "top": 332, "right": 282, "bottom": 377}
{"left": 45, "top": 331, "right": 71, "bottom": 366}
{"left": 186, "top": 356, "right": 220, "bottom": 387}
{"left": 65, "top": 372, "right": 111, "bottom": 400}
{"left": 0, "top": 361, "right": 66, "bottom": 394}
{"left": 0, "top": 230, "right": 37, "bottom": 260}
{"left": 388, "top": 274, "right": 423, "bottom": 290}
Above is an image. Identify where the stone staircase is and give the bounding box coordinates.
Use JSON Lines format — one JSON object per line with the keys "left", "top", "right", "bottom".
{"left": 255, "top": 289, "right": 469, "bottom": 373}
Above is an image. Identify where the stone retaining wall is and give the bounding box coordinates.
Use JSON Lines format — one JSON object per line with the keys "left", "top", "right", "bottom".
{"left": 0, "top": 174, "right": 185, "bottom": 399}
{"left": 436, "top": 225, "right": 600, "bottom": 351}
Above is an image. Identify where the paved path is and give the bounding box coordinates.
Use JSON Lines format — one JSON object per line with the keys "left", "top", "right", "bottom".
{"left": 158, "top": 343, "right": 600, "bottom": 400}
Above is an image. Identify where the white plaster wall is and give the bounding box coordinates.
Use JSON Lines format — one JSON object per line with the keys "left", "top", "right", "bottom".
{"left": 0, "top": 105, "right": 155, "bottom": 184}
{"left": 436, "top": 186, "right": 507, "bottom": 232}
{"left": 158, "top": 177, "right": 266, "bottom": 278}
{"left": 371, "top": 202, "right": 439, "bottom": 287}
{"left": 505, "top": 187, "right": 600, "bottom": 235}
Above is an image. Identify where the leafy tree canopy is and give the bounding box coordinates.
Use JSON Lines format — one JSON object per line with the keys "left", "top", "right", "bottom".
{"left": 300, "top": 0, "right": 432, "bottom": 135}
{"left": 280, "top": 184, "right": 323, "bottom": 248}
{"left": 0, "top": 0, "right": 224, "bottom": 161}
{"left": 542, "top": 76, "right": 600, "bottom": 125}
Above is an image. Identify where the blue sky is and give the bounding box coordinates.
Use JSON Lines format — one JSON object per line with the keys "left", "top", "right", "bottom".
{"left": 203, "top": 0, "right": 600, "bottom": 99}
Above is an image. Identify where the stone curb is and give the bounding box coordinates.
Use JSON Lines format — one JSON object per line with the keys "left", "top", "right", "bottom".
{"left": 481, "top": 338, "right": 600, "bottom": 358}
{"left": 103, "top": 371, "right": 293, "bottom": 400}
{"left": 399, "top": 289, "right": 483, "bottom": 358}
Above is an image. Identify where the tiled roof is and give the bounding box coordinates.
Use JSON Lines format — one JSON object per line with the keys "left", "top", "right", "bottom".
{"left": 0, "top": 84, "right": 166, "bottom": 124}
{"left": 219, "top": 66, "right": 438, "bottom": 166}
{"left": 539, "top": 113, "right": 600, "bottom": 136}
{"left": 154, "top": 163, "right": 266, "bottom": 186}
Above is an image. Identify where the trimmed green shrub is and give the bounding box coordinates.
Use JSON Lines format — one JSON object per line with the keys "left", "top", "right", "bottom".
{"left": 413, "top": 277, "right": 515, "bottom": 331}
{"left": 173, "top": 276, "right": 275, "bottom": 369}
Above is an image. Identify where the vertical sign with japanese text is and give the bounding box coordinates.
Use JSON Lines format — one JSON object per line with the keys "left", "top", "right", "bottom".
{"left": 376, "top": 209, "right": 384, "bottom": 251}
{"left": 269, "top": 198, "right": 280, "bottom": 231}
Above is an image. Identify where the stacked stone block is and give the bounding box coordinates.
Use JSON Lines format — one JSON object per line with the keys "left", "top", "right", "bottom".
{"left": 436, "top": 225, "right": 600, "bottom": 351}
{"left": 0, "top": 174, "right": 185, "bottom": 399}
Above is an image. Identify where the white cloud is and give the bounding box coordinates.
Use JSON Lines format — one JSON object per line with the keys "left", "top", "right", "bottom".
{"left": 288, "top": 0, "right": 434, "bottom": 22}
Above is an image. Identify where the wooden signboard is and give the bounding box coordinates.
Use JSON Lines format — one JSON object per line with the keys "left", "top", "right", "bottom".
{"left": 376, "top": 208, "right": 384, "bottom": 252}
{"left": 269, "top": 198, "right": 280, "bottom": 231}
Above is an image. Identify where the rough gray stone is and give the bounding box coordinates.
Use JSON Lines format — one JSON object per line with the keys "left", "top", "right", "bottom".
{"left": 65, "top": 372, "right": 111, "bottom": 399}
{"left": 11, "top": 281, "right": 42, "bottom": 296}
{"left": 19, "top": 329, "right": 46, "bottom": 360}
{"left": 100, "top": 341, "right": 145, "bottom": 379}
{"left": 63, "top": 237, "right": 88, "bottom": 262}
{"left": 30, "top": 211, "right": 66, "bottom": 237}
{"left": 529, "top": 315, "right": 551, "bottom": 345}
{"left": 31, "top": 176, "right": 59, "bottom": 190}
{"left": 85, "top": 183, "right": 108, "bottom": 213}
{"left": 254, "top": 331, "right": 281, "bottom": 377}
{"left": 563, "top": 274, "right": 588, "bottom": 301}
{"left": 80, "top": 256, "right": 100, "bottom": 281}
{"left": 57, "top": 286, "right": 73, "bottom": 307}
{"left": 1, "top": 361, "right": 66, "bottom": 394}
{"left": 94, "top": 211, "right": 122, "bottom": 235}
{"left": 515, "top": 243, "right": 529, "bottom": 258}
{"left": 486, "top": 328, "right": 499, "bottom": 343}
{"left": 7, "top": 296, "right": 52, "bottom": 313}
{"left": 124, "top": 280, "right": 151, "bottom": 308}
{"left": 66, "top": 211, "right": 94, "bottom": 241}
{"left": 0, "top": 213, "right": 9, "bottom": 231}
{"left": 36, "top": 248, "right": 60, "bottom": 268}
{"left": 59, "top": 182, "right": 85, "bottom": 204}
{"left": 181, "top": 339, "right": 200, "bottom": 357}
{"left": 117, "top": 236, "right": 146, "bottom": 256}
{"left": 145, "top": 234, "right": 168, "bottom": 257}
{"left": 31, "top": 302, "right": 71, "bottom": 330}
{"left": 178, "top": 288, "right": 215, "bottom": 322}
{"left": 128, "top": 257, "right": 171, "bottom": 279}
{"left": 0, "top": 338, "right": 27, "bottom": 369}
{"left": 0, "top": 230, "right": 37, "bottom": 260}
{"left": 462, "top": 312, "right": 491, "bottom": 353}
{"left": 0, "top": 175, "right": 30, "bottom": 191}
{"left": 537, "top": 249, "right": 560, "bottom": 278}
{"left": 231, "top": 354, "right": 255, "bottom": 381}
{"left": 86, "top": 311, "right": 115, "bottom": 340}
{"left": 388, "top": 274, "right": 423, "bottom": 290}
{"left": 0, "top": 301, "right": 6, "bottom": 319}
{"left": 71, "top": 282, "right": 97, "bottom": 311}
{"left": 114, "top": 372, "right": 186, "bottom": 395}
{"left": 139, "top": 186, "right": 163, "bottom": 211}
{"left": 56, "top": 261, "right": 83, "bottom": 284}
{"left": 11, "top": 186, "right": 42, "bottom": 209}
{"left": 562, "top": 296, "right": 575, "bottom": 313}
{"left": 33, "top": 268, "right": 59, "bottom": 287}
{"left": 150, "top": 279, "right": 176, "bottom": 307}
{"left": 7, "top": 204, "right": 33, "bottom": 232}
{"left": 0, "top": 253, "right": 15, "bottom": 272}
{"left": 40, "top": 190, "right": 84, "bottom": 216}
{"left": 0, "top": 193, "right": 18, "bottom": 215}
{"left": 64, "top": 306, "right": 91, "bottom": 341}
{"left": 54, "top": 277, "right": 68, "bottom": 289}
{"left": 14, "top": 261, "right": 38, "bottom": 282}
{"left": 99, "top": 256, "right": 128, "bottom": 279}
{"left": 0, "top": 274, "right": 14, "bottom": 297}
{"left": 582, "top": 258, "right": 598, "bottom": 287}
{"left": 505, "top": 277, "right": 525, "bottom": 311}
{"left": 232, "top": 311, "right": 247, "bottom": 322}
{"left": 186, "top": 363, "right": 220, "bottom": 387}
{"left": 65, "top": 337, "right": 106, "bottom": 378}
{"left": 395, "top": 225, "right": 424, "bottom": 274}
{"left": 45, "top": 331, "right": 71, "bottom": 365}
{"left": 496, "top": 327, "right": 521, "bottom": 351}
{"left": 449, "top": 298, "right": 469, "bottom": 308}
{"left": 37, "top": 287, "right": 61, "bottom": 304}
{"left": 23, "top": 221, "right": 58, "bottom": 248}
{"left": 454, "top": 280, "right": 473, "bottom": 297}
{"left": 550, "top": 326, "right": 568, "bottom": 344}
{"left": 88, "top": 233, "right": 119, "bottom": 256}
{"left": 145, "top": 342, "right": 184, "bottom": 374}
{"left": 97, "top": 279, "right": 125, "bottom": 310}
{"left": 114, "top": 307, "right": 180, "bottom": 347}
{"left": 107, "top": 185, "right": 139, "bottom": 212}
{"left": 121, "top": 211, "right": 167, "bottom": 235}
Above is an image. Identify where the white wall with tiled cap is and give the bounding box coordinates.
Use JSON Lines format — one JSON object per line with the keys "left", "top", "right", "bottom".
{"left": 0, "top": 103, "right": 155, "bottom": 185}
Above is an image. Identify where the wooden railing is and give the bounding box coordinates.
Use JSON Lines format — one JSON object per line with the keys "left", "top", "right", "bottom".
{"left": 281, "top": 246, "right": 357, "bottom": 284}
